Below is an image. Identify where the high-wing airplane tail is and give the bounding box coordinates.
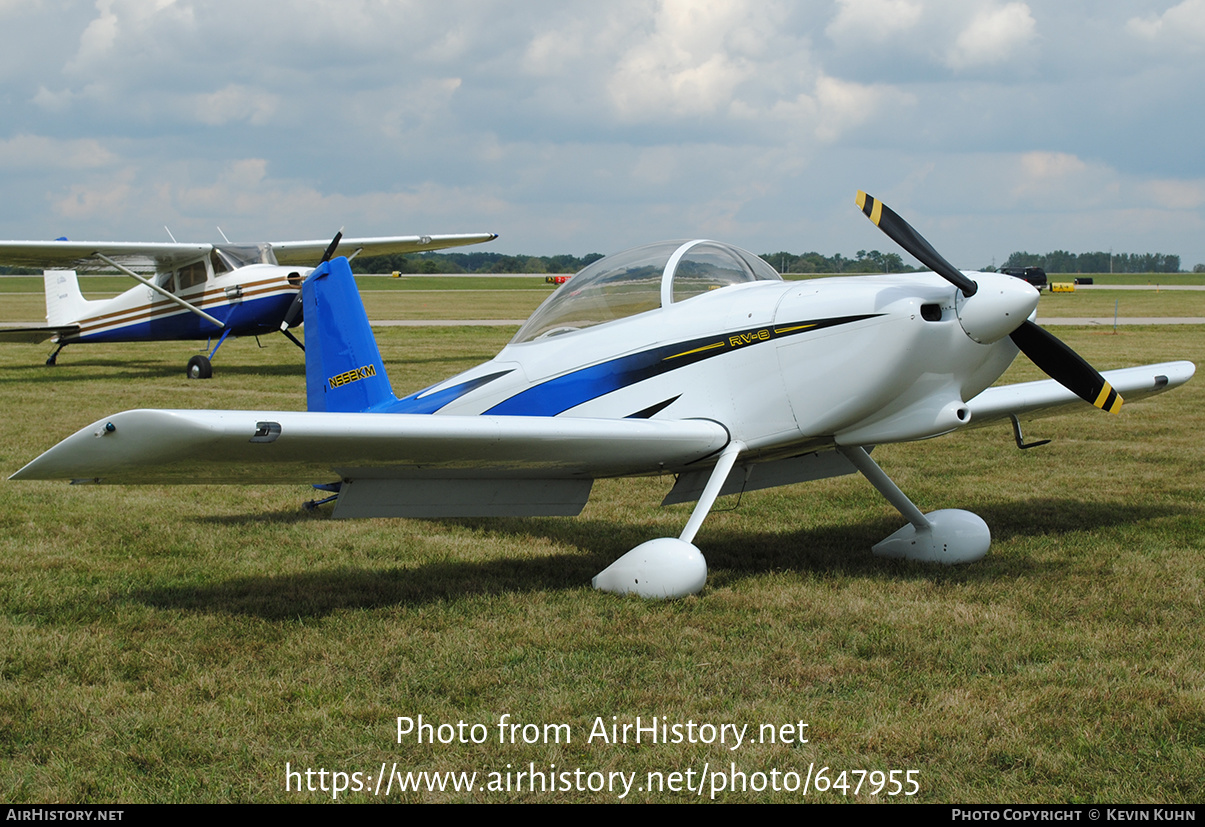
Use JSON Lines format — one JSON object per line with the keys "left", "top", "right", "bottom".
{"left": 43, "top": 269, "right": 92, "bottom": 326}
{"left": 302, "top": 256, "right": 398, "bottom": 413}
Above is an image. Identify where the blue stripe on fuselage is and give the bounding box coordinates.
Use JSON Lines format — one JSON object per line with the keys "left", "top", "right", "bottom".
{"left": 75, "top": 292, "right": 297, "bottom": 343}
{"left": 382, "top": 370, "right": 515, "bottom": 414}
{"left": 484, "top": 314, "right": 878, "bottom": 417}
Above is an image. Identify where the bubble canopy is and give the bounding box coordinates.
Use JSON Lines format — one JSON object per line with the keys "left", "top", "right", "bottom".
{"left": 512, "top": 239, "right": 782, "bottom": 343}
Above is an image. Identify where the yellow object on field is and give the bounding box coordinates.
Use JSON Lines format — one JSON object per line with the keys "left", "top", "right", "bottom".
{"left": 391, "top": 271, "right": 400, "bottom": 278}
{"left": 1051, "top": 282, "right": 1075, "bottom": 293}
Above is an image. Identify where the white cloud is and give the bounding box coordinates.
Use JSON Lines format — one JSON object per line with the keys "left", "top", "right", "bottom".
{"left": 0, "top": 134, "right": 117, "bottom": 170}
{"left": 812, "top": 75, "right": 901, "bottom": 142}
{"left": 826, "top": 0, "right": 922, "bottom": 43}
{"left": 945, "top": 3, "right": 1037, "bottom": 71}
{"left": 1136, "top": 178, "right": 1205, "bottom": 210}
{"left": 189, "top": 85, "right": 279, "bottom": 127}
{"left": 1127, "top": 0, "right": 1205, "bottom": 47}
{"left": 67, "top": 0, "right": 194, "bottom": 75}
{"left": 54, "top": 169, "right": 136, "bottom": 221}
{"left": 607, "top": 0, "right": 767, "bottom": 119}
{"left": 2, "top": 2, "right": 1205, "bottom": 265}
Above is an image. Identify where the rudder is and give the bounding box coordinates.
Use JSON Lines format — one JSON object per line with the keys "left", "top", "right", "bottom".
{"left": 44, "top": 270, "right": 91, "bottom": 326}
{"left": 303, "top": 256, "right": 398, "bottom": 413}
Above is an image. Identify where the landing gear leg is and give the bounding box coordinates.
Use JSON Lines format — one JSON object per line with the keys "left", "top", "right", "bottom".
{"left": 593, "top": 440, "right": 746, "bottom": 598}
{"left": 46, "top": 342, "right": 65, "bottom": 366}
{"left": 837, "top": 445, "right": 989, "bottom": 564}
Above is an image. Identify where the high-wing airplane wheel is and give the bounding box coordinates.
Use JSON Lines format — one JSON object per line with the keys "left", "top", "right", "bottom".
{"left": 186, "top": 355, "right": 213, "bottom": 379}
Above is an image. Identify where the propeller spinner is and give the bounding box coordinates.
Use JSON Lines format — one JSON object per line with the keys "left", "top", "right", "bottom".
{"left": 856, "top": 191, "right": 1122, "bottom": 414}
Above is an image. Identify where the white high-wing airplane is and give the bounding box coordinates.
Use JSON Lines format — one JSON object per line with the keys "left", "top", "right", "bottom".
{"left": 0, "top": 230, "right": 497, "bottom": 377}
{"left": 12, "top": 193, "right": 1195, "bottom": 598}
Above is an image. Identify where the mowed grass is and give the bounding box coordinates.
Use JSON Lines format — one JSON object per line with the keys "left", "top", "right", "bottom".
{"left": 6, "top": 274, "right": 1205, "bottom": 324}
{"left": 0, "top": 275, "right": 555, "bottom": 325}
{"left": 1037, "top": 289, "right": 1205, "bottom": 318}
{"left": 0, "top": 310, "right": 1202, "bottom": 801}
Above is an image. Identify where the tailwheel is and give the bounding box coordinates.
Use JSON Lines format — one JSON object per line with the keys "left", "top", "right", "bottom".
{"left": 186, "top": 354, "right": 213, "bottom": 379}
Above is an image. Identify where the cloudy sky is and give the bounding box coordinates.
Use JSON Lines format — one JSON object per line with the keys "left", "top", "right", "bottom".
{"left": 3, "top": 0, "right": 1205, "bottom": 268}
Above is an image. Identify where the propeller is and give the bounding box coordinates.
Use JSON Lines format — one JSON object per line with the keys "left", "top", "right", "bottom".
{"left": 856, "top": 190, "right": 1122, "bottom": 414}
{"left": 279, "top": 228, "right": 344, "bottom": 352}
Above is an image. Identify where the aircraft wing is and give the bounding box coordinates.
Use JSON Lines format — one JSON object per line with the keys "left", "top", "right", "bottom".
{"left": 0, "top": 233, "right": 497, "bottom": 272}
{"left": 11, "top": 409, "right": 731, "bottom": 485}
{"left": 0, "top": 241, "right": 211, "bottom": 272}
{"left": 271, "top": 233, "right": 498, "bottom": 265}
{"left": 966, "top": 361, "right": 1195, "bottom": 425}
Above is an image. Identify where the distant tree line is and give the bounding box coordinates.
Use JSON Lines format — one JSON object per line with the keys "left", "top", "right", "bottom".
{"left": 354, "top": 248, "right": 916, "bottom": 275}
{"left": 352, "top": 251, "right": 604, "bottom": 275}
{"left": 1, "top": 247, "right": 1189, "bottom": 277}
{"left": 359, "top": 247, "right": 1188, "bottom": 276}
{"left": 1000, "top": 250, "right": 1181, "bottom": 274}
{"left": 761, "top": 249, "right": 915, "bottom": 274}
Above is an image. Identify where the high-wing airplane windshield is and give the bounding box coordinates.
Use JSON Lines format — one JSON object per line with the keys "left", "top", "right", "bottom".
{"left": 212, "top": 243, "right": 278, "bottom": 273}
{"left": 513, "top": 240, "right": 781, "bottom": 343}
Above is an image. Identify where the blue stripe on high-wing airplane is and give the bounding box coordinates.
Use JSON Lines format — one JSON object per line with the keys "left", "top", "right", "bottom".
{"left": 483, "top": 314, "right": 879, "bottom": 417}
{"left": 75, "top": 293, "right": 296, "bottom": 343}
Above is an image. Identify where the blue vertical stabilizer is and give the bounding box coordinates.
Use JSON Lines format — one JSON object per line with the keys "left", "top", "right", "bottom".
{"left": 303, "top": 256, "right": 398, "bottom": 413}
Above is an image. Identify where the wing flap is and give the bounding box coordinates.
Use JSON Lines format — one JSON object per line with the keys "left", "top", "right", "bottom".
{"left": 966, "top": 361, "right": 1195, "bottom": 425}
{"left": 332, "top": 477, "right": 594, "bottom": 518}
{"left": 11, "top": 409, "right": 730, "bottom": 484}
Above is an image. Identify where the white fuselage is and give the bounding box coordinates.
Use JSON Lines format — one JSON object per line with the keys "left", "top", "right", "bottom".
{"left": 58, "top": 264, "right": 304, "bottom": 344}
{"left": 386, "top": 274, "right": 1021, "bottom": 460}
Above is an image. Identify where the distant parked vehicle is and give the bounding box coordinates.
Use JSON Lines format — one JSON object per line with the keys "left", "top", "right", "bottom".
{"left": 1000, "top": 266, "right": 1048, "bottom": 291}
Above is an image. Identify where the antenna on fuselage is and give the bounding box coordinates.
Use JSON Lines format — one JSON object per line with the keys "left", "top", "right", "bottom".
{"left": 217, "top": 226, "right": 232, "bottom": 244}
{"left": 164, "top": 226, "right": 177, "bottom": 243}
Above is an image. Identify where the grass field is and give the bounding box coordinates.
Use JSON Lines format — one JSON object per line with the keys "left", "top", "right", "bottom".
{"left": 4, "top": 273, "right": 1205, "bottom": 326}
{"left": 0, "top": 281, "right": 1202, "bottom": 802}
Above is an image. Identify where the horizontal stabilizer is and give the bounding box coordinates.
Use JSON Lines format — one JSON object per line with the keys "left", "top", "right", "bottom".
{"left": 0, "top": 324, "right": 79, "bottom": 344}
{"left": 11, "top": 409, "right": 731, "bottom": 484}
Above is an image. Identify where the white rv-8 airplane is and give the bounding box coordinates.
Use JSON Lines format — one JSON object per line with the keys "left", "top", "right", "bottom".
{"left": 12, "top": 193, "right": 1195, "bottom": 598}
{"left": 0, "top": 230, "right": 497, "bottom": 377}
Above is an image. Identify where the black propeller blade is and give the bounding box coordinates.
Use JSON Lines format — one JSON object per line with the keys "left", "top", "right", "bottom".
{"left": 1009, "top": 320, "right": 1122, "bottom": 413}
{"left": 857, "top": 190, "right": 978, "bottom": 297}
{"left": 279, "top": 228, "right": 344, "bottom": 352}
{"left": 321, "top": 228, "right": 344, "bottom": 263}
{"left": 856, "top": 190, "right": 1123, "bottom": 414}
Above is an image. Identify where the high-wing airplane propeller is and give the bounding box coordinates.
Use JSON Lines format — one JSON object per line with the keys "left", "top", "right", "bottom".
{"left": 278, "top": 229, "right": 344, "bottom": 351}
{"left": 857, "top": 191, "right": 1121, "bottom": 413}
{"left": 11, "top": 194, "right": 1195, "bottom": 599}
{"left": 0, "top": 229, "right": 496, "bottom": 378}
